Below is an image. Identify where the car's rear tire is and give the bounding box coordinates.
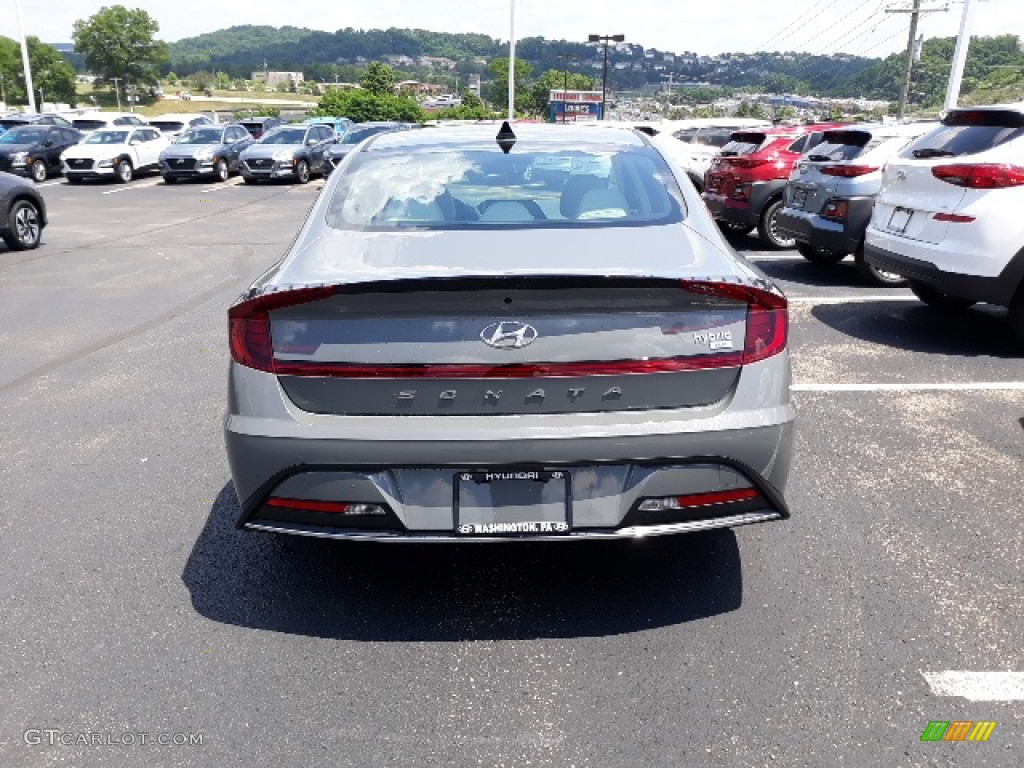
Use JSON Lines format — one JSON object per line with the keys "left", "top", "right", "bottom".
{"left": 757, "top": 199, "right": 796, "bottom": 250}
{"left": 909, "top": 280, "right": 976, "bottom": 311}
{"left": 796, "top": 242, "right": 846, "bottom": 265}
{"left": 214, "top": 158, "right": 229, "bottom": 182}
{"left": 116, "top": 159, "right": 133, "bottom": 183}
{"left": 854, "top": 242, "right": 907, "bottom": 287}
{"left": 30, "top": 160, "right": 47, "bottom": 183}
{"left": 295, "top": 159, "right": 310, "bottom": 184}
{"left": 3, "top": 199, "right": 43, "bottom": 250}
{"left": 1009, "top": 287, "right": 1024, "bottom": 342}
{"left": 717, "top": 220, "right": 754, "bottom": 237}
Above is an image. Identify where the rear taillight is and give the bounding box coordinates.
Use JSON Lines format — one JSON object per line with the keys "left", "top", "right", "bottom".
{"left": 730, "top": 157, "right": 768, "bottom": 169}
{"left": 933, "top": 212, "right": 976, "bottom": 223}
{"left": 820, "top": 164, "right": 879, "bottom": 178}
{"left": 730, "top": 183, "right": 752, "bottom": 201}
{"left": 638, "top": 487, "right": 761, "bottom": 512}
{"left": 931, "top": 164, "right": 1024, "bottom": 189}
{"left": 266, "top": 497, "right": 387, "bottom": 515}
{"left": 229, "top": 286, "right": 337, "bottom": 372}
{"left": 820, "top": 199, "right": 849, "bottom": 221}
{"left": 681, "top": 281, "right": 788, "bottom": 365}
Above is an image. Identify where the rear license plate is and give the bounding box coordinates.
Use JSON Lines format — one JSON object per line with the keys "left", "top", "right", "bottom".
{"left": 455, "top": 470, "right": 570, "bottom": 536}
{"left": 791, "top": 188, "right": 807, "bottom": 210}
{"left": 887, "top": 207, "right": 913, "bottom": 234}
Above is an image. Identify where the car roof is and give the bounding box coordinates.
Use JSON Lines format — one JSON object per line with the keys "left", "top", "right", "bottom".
{"left": 149, "top": 113, "right": 210, "bottom": 121}
{"left": 366, "top": 123, "right": 648, "bottom": 152}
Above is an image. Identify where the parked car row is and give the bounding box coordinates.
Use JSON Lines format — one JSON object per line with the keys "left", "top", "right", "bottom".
{"left": 0, "top": 110, "right": 413, "bottom": 187}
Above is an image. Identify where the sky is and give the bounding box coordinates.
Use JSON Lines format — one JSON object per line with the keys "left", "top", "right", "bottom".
{"left": 3, "top": 0, "right": 1023, "bottom": 59}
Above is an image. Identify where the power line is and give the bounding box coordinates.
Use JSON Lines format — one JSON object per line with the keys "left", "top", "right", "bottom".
{"left": 753, "top": 0, "right": 840, "bottom": 52}
{"left": 781, "top": 0, "right": 879, "bottom": 54}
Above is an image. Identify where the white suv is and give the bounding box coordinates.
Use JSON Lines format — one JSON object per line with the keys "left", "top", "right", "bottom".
{"left": 61, "top": 126, "right": 170, "bottom": 183}
{"left": 864, "top": 103, "right": 1024, "bottom": 338}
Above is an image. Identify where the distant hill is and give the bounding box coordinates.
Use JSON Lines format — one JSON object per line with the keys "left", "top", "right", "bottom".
{"left": 99, "top": 25, "right": 1020, "bottom": 106}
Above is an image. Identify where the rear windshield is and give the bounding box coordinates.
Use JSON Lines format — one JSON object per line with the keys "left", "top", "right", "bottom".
{"left": 903, "top": 110, "right": 1024, "bottom": 159}
{"left": 341, "top": 126, "right": 396, "bottom": 144}
{"left": 807, "top": 130, "right": 874, "bottom": 162}
{"left": 151, "top": 121, "right": 184, "bottom": 133}
{"left": 0, "top": 119, "right": 28, "bottom": 130}
{"left": 73, "top": 120, "right": 107, "bottom": 131}
{"left": 693, "top": 128, "right": 735, "bottom": 148}
{"left": 325, "top": 145, "right": 684, "bottom": 230}
{"left": 720, "top": 133, "right": 766, "bottom": 156}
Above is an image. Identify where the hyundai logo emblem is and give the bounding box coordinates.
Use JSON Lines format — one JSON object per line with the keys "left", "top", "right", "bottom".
{"left": 480, "top": 321, "right": 539, "bottom": 349}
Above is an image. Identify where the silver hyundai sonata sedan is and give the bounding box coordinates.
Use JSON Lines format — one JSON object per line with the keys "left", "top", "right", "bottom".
{"left": 225, "top": 123, "right": 795, "bottom": 542}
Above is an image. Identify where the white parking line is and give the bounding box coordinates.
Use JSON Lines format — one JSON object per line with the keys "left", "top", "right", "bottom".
{"left": 37, "top": 180, "right": 65, "bottom": 188}
{"left": 794, "top": 382, "right": 1024, "bottom": 393}
{"left": 922, "top": 671, "right": 1024, "bottom": 701}
{"left": 200, "top": 179, "right": 243, "bottom": 192}
{"left": 102, "top": 179, "right": 164, "bottom": 195}
{"left": 788, "top": 295, "right": 916, "bottom": 304}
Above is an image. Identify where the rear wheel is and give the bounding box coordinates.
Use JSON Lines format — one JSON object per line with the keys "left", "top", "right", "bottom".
{"left": 909, "top": 280, "right": 975, "bottom": 311}
{"left": 1009, "top": 288, "right": 1024, "bottom": 342}
{"left": 3, "top": 199, "right": 43, "bottom": 250}
{"left": 717, "top": 220, "right": 754, "bottom": 237}
{"left": 295, "top": 159, "right": 310, "bottom": 184}
{"left": 757, "top": 199, "right": 796, "bottom": 250}
{"left": 214, "top": 158, "right": 229, "bottom": 182}
{"left": 854, "top": 242, "right": 907, "bottom": 287}
{"left": 30, "top": 159, "right": 47, "bottom": 183}
{"left": 116, "top": 159, "right": 133, "bottom": 183}
{"left": 796, "top": 242, "right": 846, "bottom": 265}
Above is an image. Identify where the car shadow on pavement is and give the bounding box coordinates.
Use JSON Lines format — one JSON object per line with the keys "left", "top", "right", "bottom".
{"left": 751, "top": 258, "right": 875, "bottom": 289}
{"left": 182, "top": 483, "right": 744, "bottom": 641}
{"left": 810, "top": 302, "right": 1023, "bottom": 357}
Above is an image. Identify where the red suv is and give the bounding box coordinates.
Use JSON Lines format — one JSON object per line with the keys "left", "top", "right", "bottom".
{"left": 703, "top": 123, "right": 847, "bottom": 249}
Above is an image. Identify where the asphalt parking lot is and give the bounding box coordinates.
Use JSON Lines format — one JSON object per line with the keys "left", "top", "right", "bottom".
{"left": 1, "top": 173, "right": 1022, "bottom": 767}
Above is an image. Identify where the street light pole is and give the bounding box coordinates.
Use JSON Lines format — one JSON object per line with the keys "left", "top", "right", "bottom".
{"left": 14, "top": 0, "right": 36, "bottom": 113}
{"left": 588, "top": 33, "right": 624, "bottom": 121}
{"left": 557, "top": 52, "right": 577, "bottom": 123}
{"left": 508, "top": 0, "right": 516, "bottom": 120}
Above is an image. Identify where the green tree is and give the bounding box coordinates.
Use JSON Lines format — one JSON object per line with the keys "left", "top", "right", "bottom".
{"left": 28, "top": 38, "right": 77, "bottom": 105}
{"left": 0, "top": 36, "right": 76, "bottom": 106}
{"left": 72, "top": 5, "right": 169, "bottom": 88}
{"left": 360, "top": 61, "right": 395, "bottom": 96}
{"left": 483, "top": 57, "right": 533, "bottom": 113}
{"left": 314, "top": 88, "right": 424, "bottom": 123}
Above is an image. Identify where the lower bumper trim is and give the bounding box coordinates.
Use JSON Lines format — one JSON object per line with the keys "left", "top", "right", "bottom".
{"left": 245, "top": 510, "right": 784, "bottom": 542}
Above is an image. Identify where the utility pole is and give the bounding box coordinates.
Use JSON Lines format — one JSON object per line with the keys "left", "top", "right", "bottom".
{"left": 887, "top": 1, "right": 946, "bottom": 120}
{"left": 111, "top": 77, "right": 122, "bottom": 111}
{"left": 944, "top": 0, "right": 977, "bottom": 111}
{"left": 557, "top": 52, "right": 577, "bottom": 123}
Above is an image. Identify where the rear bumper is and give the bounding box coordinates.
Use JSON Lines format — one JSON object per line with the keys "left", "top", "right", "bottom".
{"left": 224, "top": 357, "right": 795, "bottom": 540}
{"left": 703, "top": 180, "right": 785, "bottom": 226}
{"left": 863, "top": 242, "right": 1018, "bottom": 306}
{"left": 776, "top": 196, "right": 873, "bottom": 254}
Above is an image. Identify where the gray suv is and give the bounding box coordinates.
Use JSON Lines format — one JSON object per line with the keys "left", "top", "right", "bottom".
{"left": 239, "top": 124, "right": 336, "bottom": 184}
{"left": 776, "top": 123, "right": 932, "bottom": 286}
{"left": 159, "top": 124, "right": 254, "bottom": 183}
